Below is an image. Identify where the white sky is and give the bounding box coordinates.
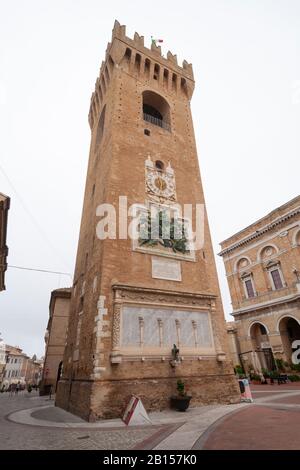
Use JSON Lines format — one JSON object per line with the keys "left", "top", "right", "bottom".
{"left": 0, "top": 0, "right": 299, "bottom": 357}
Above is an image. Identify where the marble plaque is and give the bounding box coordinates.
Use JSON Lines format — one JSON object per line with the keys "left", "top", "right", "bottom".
{"left": 151, "top": 256, "right": 182, "bottom": 281}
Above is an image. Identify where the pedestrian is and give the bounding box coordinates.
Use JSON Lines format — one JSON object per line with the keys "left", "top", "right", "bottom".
{"left": 15, "top": 381, "right": 20, "bottom": 395}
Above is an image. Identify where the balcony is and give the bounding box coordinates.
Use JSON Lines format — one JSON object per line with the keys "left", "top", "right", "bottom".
{"left": 233, "top": 282, "right": 300, "bottom": 313}
{"left": 143, "top": 113, "right": 171, "bottom": 132}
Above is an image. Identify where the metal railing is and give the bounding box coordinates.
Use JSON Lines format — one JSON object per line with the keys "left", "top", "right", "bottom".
{"left": 143, "top": 113, "right": 171, "bottom": 132}
{"left": 234, "top": 283, "right": 300, "bottom": 310}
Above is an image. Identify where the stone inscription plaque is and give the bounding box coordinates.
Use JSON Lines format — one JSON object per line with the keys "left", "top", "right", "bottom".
{"left": 151, "top": 256, "right": 182, "bottom": 281}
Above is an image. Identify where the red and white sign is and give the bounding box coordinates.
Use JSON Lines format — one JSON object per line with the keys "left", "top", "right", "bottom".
{"left": 239, "top": 379, "right": 253, "bottom": 403}
{"left": 122, "top": 395, "right": 152, "bottom": 426}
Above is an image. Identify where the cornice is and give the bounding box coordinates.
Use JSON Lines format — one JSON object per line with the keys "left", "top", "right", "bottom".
{"left": 219, "top": 206, "right": 300, "bottom": 257}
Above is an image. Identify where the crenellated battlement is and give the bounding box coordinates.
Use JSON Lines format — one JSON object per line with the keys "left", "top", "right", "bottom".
{"left": 111, "top": 20, "right": 193, "bottom": 76}
{"left": 88, "top": 20, "right": 195, "bottom": 130}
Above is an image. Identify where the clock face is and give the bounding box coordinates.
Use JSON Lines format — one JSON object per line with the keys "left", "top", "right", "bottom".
{"left": 146, "top": 172, "right": 175, "bottom": 199}
{"left": 154, "top": 177, "right": 167, "bottom": 191}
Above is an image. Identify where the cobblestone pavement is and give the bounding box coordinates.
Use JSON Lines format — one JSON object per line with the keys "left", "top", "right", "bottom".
{"left": 196, "top": 383, "right": 300, "bottom": 450}
{"left": 5, "top": 385, "right": 298, "bottom": 450}
{"left": 0, "top": 391, "right": 245, "bottom": 450}
{"left": 0, "top": 392, "right": 169, "bottom": 450}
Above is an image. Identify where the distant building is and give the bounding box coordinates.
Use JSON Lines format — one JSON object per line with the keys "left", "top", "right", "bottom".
{"left": 1, "top": 345, "right": 28, "bottom": 388}
{"left": 0, "top": 193, "right": 10, "bottom": 291}
{"left": 220, "top": 196, "right": 300, "bottom": 373}
{"left": 0, "top": 345, "right": 43, "bottom": 389}
{"left": 25, "top": 355, "right": 43, "bottom": 386}
{"left": 39, "top": 288, "right": 71, "bottom": 395}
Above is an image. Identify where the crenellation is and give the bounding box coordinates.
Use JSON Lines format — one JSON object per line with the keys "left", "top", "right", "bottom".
{"left": 105, "top": 41, "right": 111, "bottom": 60}
{"left": 167, "top": 50, "right": 178, "bottom": 66}
{"left": 89, "top": 20, "right": 195, "bottom": 126}
{"left": 112, "top": 19, "right": 126, "bottom": 39}
{"left": 151, "top": 41, "right": 162, "bottom": 56}
{"left": 134, "top": 31, "right": 144, "bottom": 47}
{"left": 182, "top": 59, "right": 193, "bottom": 77}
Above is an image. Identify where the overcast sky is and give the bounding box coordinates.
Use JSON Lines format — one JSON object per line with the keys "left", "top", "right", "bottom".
{"left": 0, "top": 0, "right": 299, "bottom": 357}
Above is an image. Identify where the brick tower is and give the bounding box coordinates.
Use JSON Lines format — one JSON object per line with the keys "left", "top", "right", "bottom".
{"left": 56, "top": 20, "right": 240, "bottom": 420}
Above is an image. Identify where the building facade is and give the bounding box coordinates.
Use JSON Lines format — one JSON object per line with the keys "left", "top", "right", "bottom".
{"left": 25, "top": 356, "right": 43, "bottom": 387}
{"left": 1, "top": 345, "right": 28, "bottom": 388}
{"left": 39, "top": 288, "right": 71, "bottom": 394}
{"left": 56, "top": 20, "right": 240, "bottom": 421}
{"left": 0, "top": 345, "right": 43, "bottom": 390}
{"left": 220, "top": 196, "right": 300, "bottom": 373}
{"left": 0, "top": 192, "right": 10, "bottom": 291}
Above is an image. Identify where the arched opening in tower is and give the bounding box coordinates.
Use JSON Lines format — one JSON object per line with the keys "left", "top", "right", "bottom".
{"left": 142, "top": 91, "right": 171, "bottom": 132}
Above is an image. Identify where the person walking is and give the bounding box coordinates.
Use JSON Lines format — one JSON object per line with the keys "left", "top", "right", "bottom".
{"left": 15, "top": 381, "right": 20, "bottom": 395}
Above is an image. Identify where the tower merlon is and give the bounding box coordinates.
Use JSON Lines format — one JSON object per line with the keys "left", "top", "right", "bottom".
{"left": 111, "top": 19, "right": 194, "bottom": 78}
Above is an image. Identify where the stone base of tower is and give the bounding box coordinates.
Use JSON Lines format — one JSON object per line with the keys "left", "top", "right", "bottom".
{"left": 56, "top": 364, "right": 241, "bottom": 421}
{"left": 55, "top": 380, "right": 93, "bottom": 421}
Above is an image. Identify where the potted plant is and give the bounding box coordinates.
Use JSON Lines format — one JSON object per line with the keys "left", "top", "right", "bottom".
{"left": 170, "top": 379, "right": 192, "bottom": 412}
{"left": 249, "top": 373, "right": 261, "bottom": 385}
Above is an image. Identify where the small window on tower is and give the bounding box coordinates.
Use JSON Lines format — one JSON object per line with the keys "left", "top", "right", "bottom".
{"left": 155, "top": 160, "right": 164, "bottom": 171}
{"left": 163, "top": 69, "right": 169, "bottom": 88}
{"left": 125, "top": 48, "right": 132, "bottom": 61}
{"left": 135, "top": 53, "right": 141, "bottom": 72}
{"left": 172, "top": 73, "right": 177, "bottom": 92}
{"left": 144, "top": 58, "right": 150, "bottom": 78}
{"left": 153, "top": 64, "right": 160, "bottom": 80}
{"left": 144, "top": 129, "right": 150, "bottom": 136}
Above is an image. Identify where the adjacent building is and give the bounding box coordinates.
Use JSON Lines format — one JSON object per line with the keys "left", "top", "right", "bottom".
{"left": 39, "top": 288, "right": 71, "bottom": 394}
{"left": 0, "top": 192, "right": 10, "bottom": 291}
{"left": 220, "top": 195, "right": 300, "bottom": 372}
{"left": 56, "top": 20, "right": 240, "bottom": 421}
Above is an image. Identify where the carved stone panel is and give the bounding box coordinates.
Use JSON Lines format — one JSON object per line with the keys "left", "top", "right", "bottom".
{"left": 121, "top": 306, "right": 213, "bottom": 349}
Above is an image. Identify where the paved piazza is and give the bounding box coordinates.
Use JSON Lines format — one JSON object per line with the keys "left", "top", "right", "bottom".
{"left": 1, "top": 385, "right": 300, "bottom": 450}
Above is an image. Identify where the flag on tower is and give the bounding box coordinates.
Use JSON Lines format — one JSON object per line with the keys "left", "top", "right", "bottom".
{"left": 151, "top": 36, "right": 164, "bottom": 46}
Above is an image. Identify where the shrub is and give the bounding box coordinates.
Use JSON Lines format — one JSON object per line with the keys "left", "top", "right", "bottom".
{"left": 176, "top": 380, "right": 186, "bottom": 396}
{"left": 288, "top": 375, "right": 300, "bottom": 382}
{"left": 269, "top": 370, "right": 280, "bottom": 379}
{"left": 262, "top": 368, "right": 270, "bottom": 378}
{"left": 275, "top": 359, "right": 285, "bottom": 371}
{"left": 291, "top": 363, "right": 300, "bottom": 372}
{"left": 250, "top": 373, "right": 261, "bottom": 382}
{"left": 234, "top": 365, "right": 244, "bottom": 375}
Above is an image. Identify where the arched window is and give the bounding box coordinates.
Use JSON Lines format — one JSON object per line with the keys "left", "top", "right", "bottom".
{"left": 142, "top": 91, "right": 171, "bottom": 132}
